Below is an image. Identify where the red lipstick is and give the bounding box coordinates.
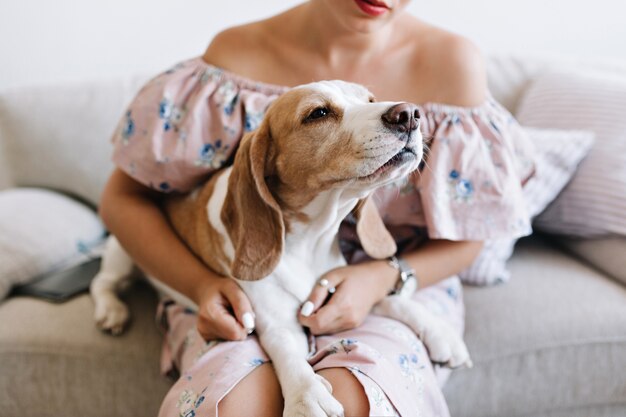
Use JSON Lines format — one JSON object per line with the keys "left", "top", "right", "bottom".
{"left": 354, "top": 0, "right": 391, "bottom": 17}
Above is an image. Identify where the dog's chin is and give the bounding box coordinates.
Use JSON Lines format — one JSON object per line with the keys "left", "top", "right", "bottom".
{"left": 358, "top": 148, "right": 420, "bottom": 185}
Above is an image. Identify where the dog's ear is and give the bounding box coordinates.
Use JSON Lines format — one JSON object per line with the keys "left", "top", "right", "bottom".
{"left": 222, "top": 122, "right": 284, "bottom": 280}
{"left": 353, "top": 196, "right": 397, "bottom": 259}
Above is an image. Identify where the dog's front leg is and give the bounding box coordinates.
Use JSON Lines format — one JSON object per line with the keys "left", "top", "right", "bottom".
{"left": 90, "top": 236, "right": 134, "bottom": 334}
{"left": 241, "top": 280, "right": 344, "bottom": 417}
{"left": 255, "top": 322, "right": 343, "bottom": 417}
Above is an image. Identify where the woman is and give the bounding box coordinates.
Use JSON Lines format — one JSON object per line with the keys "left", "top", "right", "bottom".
{"left": 100, "top": 0, "right": 534, "bottom": 415}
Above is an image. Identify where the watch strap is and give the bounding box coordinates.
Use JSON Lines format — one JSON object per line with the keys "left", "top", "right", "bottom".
{"left": 387, "top": 255, "right": 418, "bottom": 296}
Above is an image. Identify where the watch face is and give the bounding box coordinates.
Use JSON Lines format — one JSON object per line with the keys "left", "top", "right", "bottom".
{"left": 400, "top": 276, "right": 418, "bottom": 297}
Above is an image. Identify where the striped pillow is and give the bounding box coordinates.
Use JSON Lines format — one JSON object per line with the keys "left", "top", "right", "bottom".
{"left": 516, "top": 71, "right": 626, "bottom": 237}
{"left": 459, "top": 128, "right": 594, "bottom": 285}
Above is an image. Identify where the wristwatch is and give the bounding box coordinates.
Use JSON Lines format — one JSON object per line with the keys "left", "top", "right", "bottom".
{"left": 387, "top": 255, "right": 419, "bottom": 297}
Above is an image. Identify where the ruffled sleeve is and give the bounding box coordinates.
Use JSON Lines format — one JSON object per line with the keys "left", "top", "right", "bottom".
{"left": 110, "top": 57, "right": 288, "bottom": 192}
{"left": 415, "top": 97, "right": 536, "bottom": 241}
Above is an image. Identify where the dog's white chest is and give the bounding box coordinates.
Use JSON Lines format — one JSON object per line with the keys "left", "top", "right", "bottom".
{"left": 237, "top": 255, "right": 319, "bottom": 311}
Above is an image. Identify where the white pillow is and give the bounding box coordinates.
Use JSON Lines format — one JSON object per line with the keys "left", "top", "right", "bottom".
{"left": 516, "top": 70, "right": 626, "bottom": 237}
{"left": 459, "top": 127, "right": 594, "bottom": 285}
{"left": 0, "top": 188, "right": 105, "bottom": 299}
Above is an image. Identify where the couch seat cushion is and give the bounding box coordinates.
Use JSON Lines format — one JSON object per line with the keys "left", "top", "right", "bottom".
{"left": 444, "top": 236, "right": 626, "bottom": 417}
{"left": 0, "top": 282, "right": 171, "bottom": 417}
{"left": 2, "top": 238, "right": 625, "bottom": 417}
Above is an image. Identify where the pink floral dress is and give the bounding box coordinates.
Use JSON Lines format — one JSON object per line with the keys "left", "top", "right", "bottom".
{"left": 111, "top": 57, "right": 535, "bottom": 417}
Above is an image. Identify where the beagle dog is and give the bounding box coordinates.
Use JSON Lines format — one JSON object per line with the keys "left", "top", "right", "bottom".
{"left": 91, "top": 80, "right": 471, "bottom": 417}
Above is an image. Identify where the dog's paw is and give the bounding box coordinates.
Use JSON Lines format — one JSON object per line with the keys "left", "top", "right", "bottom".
{"left": 94, "top": 297, "right": 130, "bottom": 335}
{"left": 422, "top": 321, "right": 472, "bottom": 369}
{"left": 283, "top": 375, "right": 344, "bottom": 417}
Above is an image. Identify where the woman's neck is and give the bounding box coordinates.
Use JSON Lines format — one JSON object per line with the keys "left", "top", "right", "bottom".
{"left": 293, "top": 2, "right": 401, "bottom": 69}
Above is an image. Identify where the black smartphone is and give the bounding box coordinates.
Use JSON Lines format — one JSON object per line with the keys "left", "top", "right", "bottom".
{"left": 11, "top": 257, "right": 102, "bottom": 303}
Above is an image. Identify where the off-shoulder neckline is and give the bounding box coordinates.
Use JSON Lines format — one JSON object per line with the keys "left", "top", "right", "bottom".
{"left": 192, "top": 57, "right": 495, "bottom": 114}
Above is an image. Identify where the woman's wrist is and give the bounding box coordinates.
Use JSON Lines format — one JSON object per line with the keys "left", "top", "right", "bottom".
{"left": 191, "top": 270, "right": 224, "bottom": 305}
{"left": 370, "top": 259, "right": 401, "bottom": 298}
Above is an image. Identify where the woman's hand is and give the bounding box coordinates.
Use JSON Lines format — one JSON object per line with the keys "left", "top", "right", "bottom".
{"left": 298, "top": 261, "right": 397, "bottom": 335}
{"left": 194, "top": 277, "right": 255, "bottom": 342}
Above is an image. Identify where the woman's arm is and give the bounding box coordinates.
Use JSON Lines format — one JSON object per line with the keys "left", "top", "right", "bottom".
{"left": 397, "top": 239, "right": 484, "bottom": 288}
{"left": 100, "top": 168, "right": 253, "bottom": 341}
{"left": 299, "top": 239, "right": 483, "bottom": 335}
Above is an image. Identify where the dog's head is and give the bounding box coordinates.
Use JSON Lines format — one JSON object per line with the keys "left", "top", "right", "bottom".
{"left": 224, "top": 80, "right": 423, "bottom": 280}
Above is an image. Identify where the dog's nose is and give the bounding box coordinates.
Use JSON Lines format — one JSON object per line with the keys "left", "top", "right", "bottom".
{"left": 382, "top": 103, "right": 420, "bottom": 133}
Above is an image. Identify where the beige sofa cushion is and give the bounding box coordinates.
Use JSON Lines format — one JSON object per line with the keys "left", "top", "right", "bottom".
{"left": 0, "top": 282, "right": 170, "bottom": 417}
{"left": 1, "top": 238, "right": 625, "bottom": 417}
{"left": 445, "top": 237, "right": 626, "bottom": 417}
{"left": 0, "top": 76, "right": 147, "bottom": 205}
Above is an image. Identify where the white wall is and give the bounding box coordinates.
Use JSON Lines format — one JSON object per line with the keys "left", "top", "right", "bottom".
{"left": 1, "top": 0, "right": 625, "bottom": 90}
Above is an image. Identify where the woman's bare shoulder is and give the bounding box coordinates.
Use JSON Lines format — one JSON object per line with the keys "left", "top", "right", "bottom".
{"left": 202, "top": 11, "right": 294, "bottom": 79}
{"left": 202, "top": 22, "right": 266, "bottom": 72}
{"left": 410, "top": 23, "right": 488, "bottom": 106}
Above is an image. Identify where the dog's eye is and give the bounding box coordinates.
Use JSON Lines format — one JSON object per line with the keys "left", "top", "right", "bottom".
{"left": 305, "top": 107, "right": 330, "bottom": 122}
{"left": 368, "top": 96, "right": 376, "bottom": 103}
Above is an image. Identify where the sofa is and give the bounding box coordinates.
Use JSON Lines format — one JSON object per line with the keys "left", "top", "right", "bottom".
{"left": 1, "top": 55, "right": 625, "bottom": 417}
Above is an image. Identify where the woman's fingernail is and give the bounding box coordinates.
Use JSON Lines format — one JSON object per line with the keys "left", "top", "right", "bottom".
{"left": 242, "top": 312, "right": 255, "bottom": 330}
{"left": 300, "top": 301, "right": 314, "bottom": 317}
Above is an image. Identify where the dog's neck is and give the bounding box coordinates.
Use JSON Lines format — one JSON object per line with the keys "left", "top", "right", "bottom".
{"left": 283, "top": 189, "right": 363, "bottom": 274}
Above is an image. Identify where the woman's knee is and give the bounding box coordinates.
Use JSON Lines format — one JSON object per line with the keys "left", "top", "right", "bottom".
{"left": 219, "top": 365, "right": 369, "bottom": 417}
{"left": 317, "top": 368, "right": 369, "bottom": 417}
{"left": 218, "top": 363, "right": 283, "bottom": 417}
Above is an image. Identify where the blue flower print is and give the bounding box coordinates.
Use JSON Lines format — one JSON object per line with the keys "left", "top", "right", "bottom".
{"left": 399, "top": 353, "right": 418, "bottom": 367}
{"left": 490, "top": 119, "right": 501, "bottom": 134}
{"left": 398, "top": 353, "right": 421, "bottom": 381}
{"left": 159, "top": 97, "right": 185, "bottom": 132}
{"left": 223, "top": 94, "right": 239, "bottom": 116}
{"left": 199, "top": 66, "right": 224, "bottom": 85}
{"left": 399, "top": 353, "right": 417, "bottom": 369}
{"left": 183, "top": 328, "right": 197, "bottom": 349}
{"left": 223, "top": 125, "right": 238, "bottom": 137}
{"left": 456, "top": 179, "right": 473, "bottom": 198}
{"left": 121, "top": 111, "right": 135, "bottom": 143}
{"left": 448, "top": 170, "right": 474, "bottom": 202}
{"left": 159, "top": 98, "right": 172, "bottom": 120}
{"left": 340, "top": 339, "right": 358, "bottom": 353}
{"left": 176, "top": 389, "right": 198, "bottom": 417}
{"left": 245, "top": 111, "right": 264, "bottom": 132}
{"left": 194, "top": 396, "right": 205, "bottom": 408}
{"left": 369, "top": 384, "right": 399, "bottom": 416}
{"left": 216, "top": 80, "right": 238, "bottom": 112}
{"left": 246, "top": 358, "right": 265, "bottom": 367}
{"left": 446, "top": 286, "right": 459, "bottom": 301}
{"left": 195, "top": 140, "right": 230, "bottom": 169}
{"left": 177, "top": 386, "right": 208, "bottom": 417}
{"left": 324, "top": 339, "right": 359, "bottom": 357}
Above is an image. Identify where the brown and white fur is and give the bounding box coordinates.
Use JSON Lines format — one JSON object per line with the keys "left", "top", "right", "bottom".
{"left": 91, "top": 80, "right": 471, "bottom": 417}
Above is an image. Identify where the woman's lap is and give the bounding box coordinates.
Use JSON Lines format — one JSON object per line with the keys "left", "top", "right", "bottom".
{"left": 158, "top": 276, "right": 464, "bottom": 417}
